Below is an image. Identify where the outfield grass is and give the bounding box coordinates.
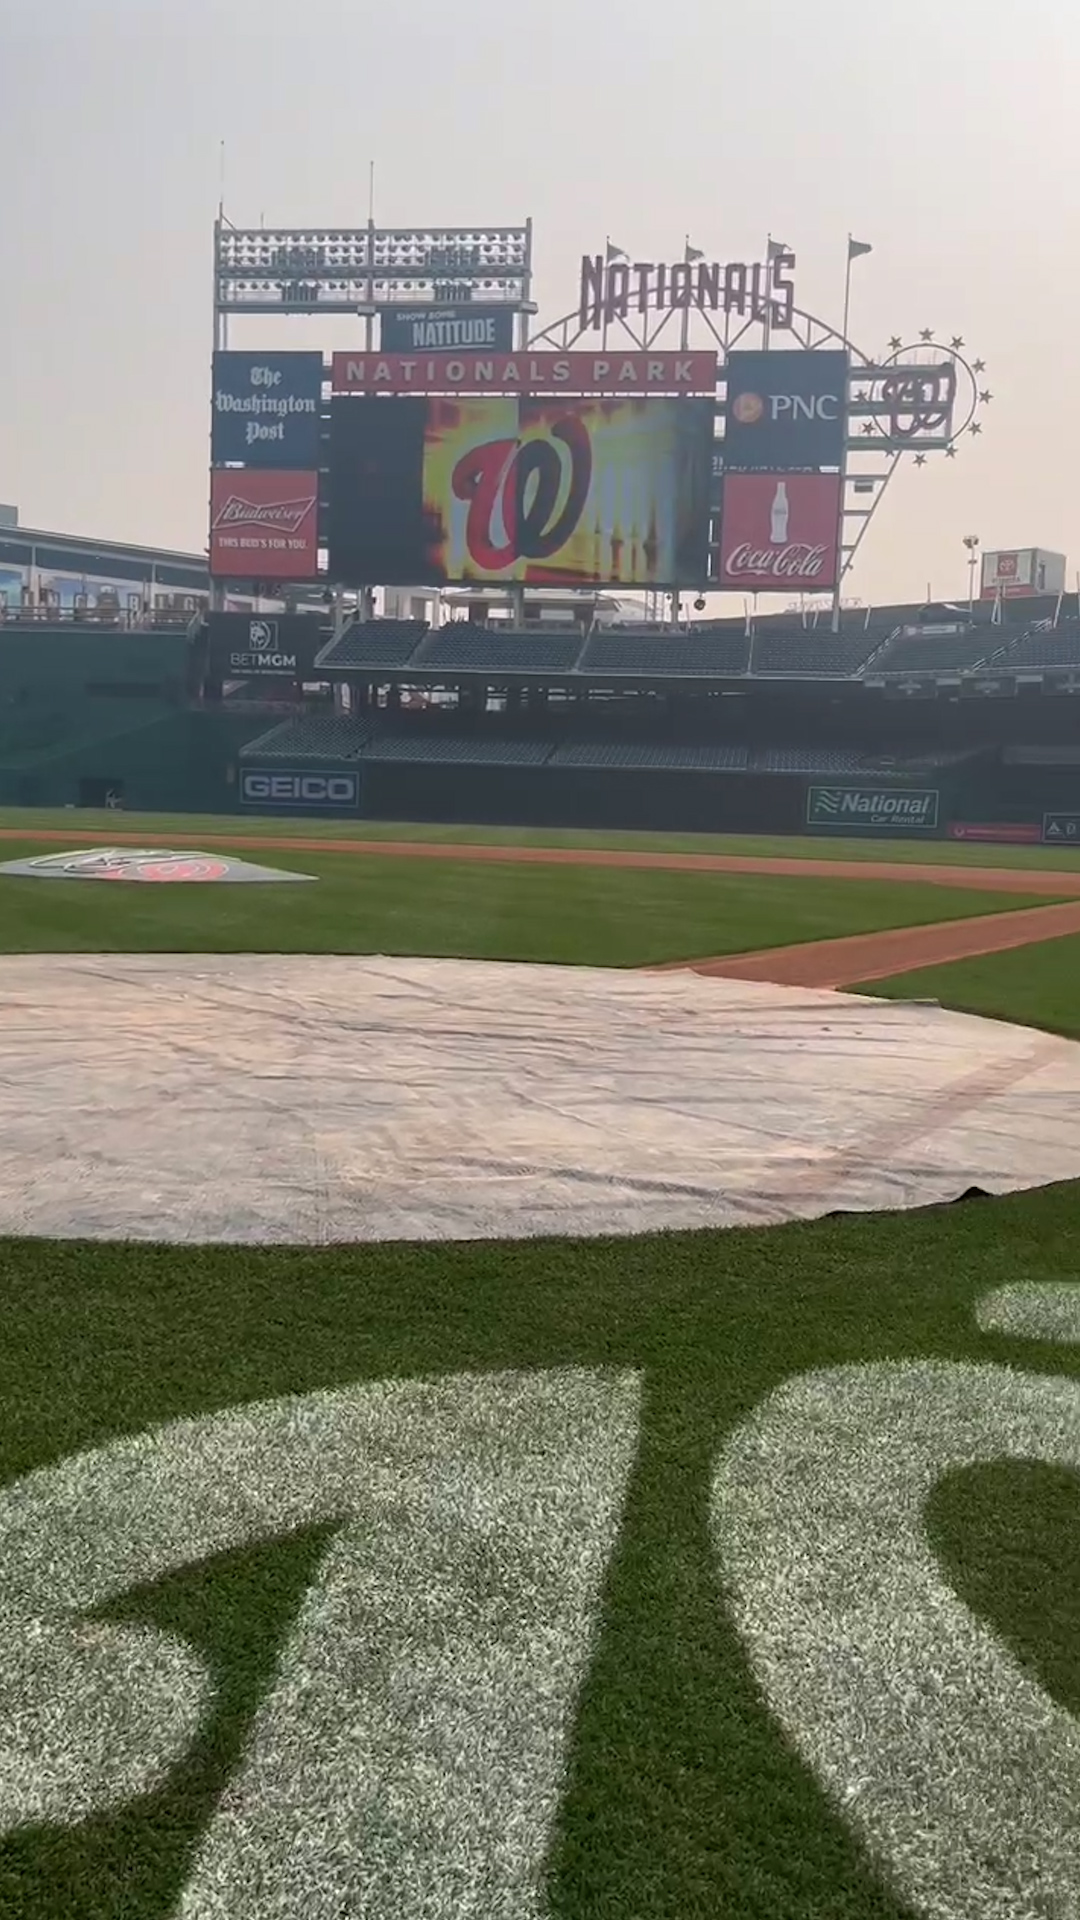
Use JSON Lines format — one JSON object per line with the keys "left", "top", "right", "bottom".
{"left": 858, "top": 930, "right": 1080, "bottom": 1041}
{"left": 0, "top": 1191, "right": 1077, "bottom": 1918}
{"left": 0, "top": 842, "right": 1044, "bottom": 966}
{"left": 0, "top": 804, "right": 1078, "bottom": 870}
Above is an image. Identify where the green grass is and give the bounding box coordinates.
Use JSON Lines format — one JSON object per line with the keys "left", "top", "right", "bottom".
{"left": 856, "top": 930, "right": 1080, "bottom": 1041}
{"left": 0, "top": 842, "right": 1043, "bottom": 965}
{"left": 1, "top": 804, "right": 1078, "bottom": 870}
{"left": 0, "top": 1191, "right": 1078, "bottom": 1918}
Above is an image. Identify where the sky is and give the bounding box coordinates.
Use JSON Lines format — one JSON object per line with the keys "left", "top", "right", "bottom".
{"left": 2, "top": 0, "right": 1077, "bottom": 607}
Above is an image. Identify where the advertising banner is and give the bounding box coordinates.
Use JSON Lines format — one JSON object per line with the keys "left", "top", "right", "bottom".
{"left": 207, "top": 613, "right": 323, "bottom": 680}
{"left": 379, "top": 306, "right": 516, "bottom": 353}
{"left": 807, "top": 786, "right": 940, "bottom": 833}
{"left": 211, "top": 353, "right": 324, "bottom": 467}
{"left": 328, "top": 395, "right": 713, "bottom": 587}
{"left": 724, "top": 350, "right": 848, "bottom": 470}
{"left": 330, "top": 350, "right": 717, "bottom": 396}
{"left": 979, "top": 549, "right": 1066, "bottom": 599}
{"left": 240, "top": 769, "right": 360, "bottom": 810}
{"left": 948, "top": 822, "right": 1042, "bottom": 845}
{"left": 716, "top": 471, "right": 842, "bottom": 591}
{"left": 1043, "top": 812, "right": 1080, "bottom": 845}
{"left": 209, "top": 471, "right": 320, "bottom": 580}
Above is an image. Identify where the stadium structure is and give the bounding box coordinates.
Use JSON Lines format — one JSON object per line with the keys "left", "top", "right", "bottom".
{"left": 2, "top": 216, "right": 1076, "bottom": 845}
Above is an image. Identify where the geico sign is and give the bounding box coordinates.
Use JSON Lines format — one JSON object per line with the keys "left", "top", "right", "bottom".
{"left": 241, "top": 771, "right": 358, "bottom": 806}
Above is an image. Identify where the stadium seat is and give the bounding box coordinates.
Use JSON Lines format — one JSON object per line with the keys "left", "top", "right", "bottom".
{"left": 578, "top": 633, "right": 751, "bottom": 676}
{"left": 240, "top": 713, "right": 372, "bottom": 761}
{"left": 419, "top": 628, "right": 585, "bottom": 674}
{"left": 361, "top": 734, "right": 554, "bottom": 765}
{"left": 314, "top": 621, "right": 428, "bottom": 671}
{"left": 549, "top": 741, "right": 749, "bottom": 770}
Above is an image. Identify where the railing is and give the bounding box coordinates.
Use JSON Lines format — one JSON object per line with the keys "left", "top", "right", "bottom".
{"left": 0, "top": 606, "right": 200, "bottom": 630}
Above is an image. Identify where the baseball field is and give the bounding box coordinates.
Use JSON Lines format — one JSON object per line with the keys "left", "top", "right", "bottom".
{"left": 0, "top": 806, "right": 1078, "bottom": 1920}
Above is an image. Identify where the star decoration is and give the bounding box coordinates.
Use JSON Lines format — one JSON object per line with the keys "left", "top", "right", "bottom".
{"left": 861, "top": 420, "right": 876, "bottom": 435}
{"left": 914, "top": 453, "right": 927, "bottom": 466}
{"left": 979, "top": 389, "right": 993, "bottom": 404}
{"left": 970, "top": 422, "right": 982, "bottom": 436}
{"left": 889, "top": 335, "right": 902, "bottom": 353}
{"left": 919, "top": 327, "right": 934, "bottom": 341}
{"left": 973, "top": 358, "right": 986, "bottom": 373}
{"left": 950, "top": 335, "right": 964, "bottom": 350}
{"left": 945, "top": 443, "right": 957, "bottom": 458}
{"left": 855, "top": 389, "right": 868, "bottom": 402}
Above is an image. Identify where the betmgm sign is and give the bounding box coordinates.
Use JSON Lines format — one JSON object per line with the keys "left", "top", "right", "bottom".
{"left": 240, "top": 769, "right": 360, "bottom": 813}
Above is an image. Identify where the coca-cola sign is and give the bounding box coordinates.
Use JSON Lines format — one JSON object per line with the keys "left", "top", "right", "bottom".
{"left": 209, "top": 469, "right": 320, "bottom": 580}
{"left": 716, "top": 472, "right": 841, "bottom": 592}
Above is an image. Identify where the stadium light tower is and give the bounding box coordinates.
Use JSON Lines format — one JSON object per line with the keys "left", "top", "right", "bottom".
{"left": 963, "top": 533, "right": 980, "bottom": 616}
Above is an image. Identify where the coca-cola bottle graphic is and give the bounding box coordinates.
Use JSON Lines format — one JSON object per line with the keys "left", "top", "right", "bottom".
{"left": 770, "top": 480, "right": 789, "bottom": 545}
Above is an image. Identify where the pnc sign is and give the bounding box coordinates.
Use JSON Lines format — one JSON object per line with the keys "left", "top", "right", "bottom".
{"left": 724, "top": 351, "right": 849, "bottom": 470}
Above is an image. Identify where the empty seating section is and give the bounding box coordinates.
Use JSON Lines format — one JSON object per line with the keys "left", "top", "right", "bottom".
{"left": 240, "top": 713, "right": 371, "bottom": 761}
{"left": 315, "top": 621, "right": 427, "bottom": 670}
{"left": 870, "top": 629, "right": 996, "bottom": 672}
{"left": 993, "top": 623, "right": 1080, "bottom": 669}
{"left": 753, "top": 747, "right": 870, "bottom": 775}
{"left": 363, "top": 734, "right": 553, "bottom": 765}
{"left": 420, "top": 628, "right": 585, "bottom": 673}
{"left": 750, "top": 629, "right": 883, "bottom": 675}
{"left": 550, "top": 741, "right": 749, "bottom": 770}
{"left": 579, "top": 633, "right": 750, "bottom": 675}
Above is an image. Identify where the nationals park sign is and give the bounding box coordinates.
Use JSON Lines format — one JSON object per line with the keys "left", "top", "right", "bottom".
{"left": 330, "top": 349, "right": 717, "bottom": 395}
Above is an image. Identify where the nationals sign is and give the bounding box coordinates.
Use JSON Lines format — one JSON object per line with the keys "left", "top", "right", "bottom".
{"left": 209, "top": 470, "right": 320, "bottom": 580}
{"left": 327, "top": 395, "right": 713, "bottom": 586}
{"left": 716, "top": 471, "right": 842, "bottom": 591}
{"left": 331, "top": 350, "right": 717, "bottom": 396}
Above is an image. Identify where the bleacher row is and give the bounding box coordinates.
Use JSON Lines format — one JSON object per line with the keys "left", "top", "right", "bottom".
{"left": 313, "top": 617, "right": 1080, "bottom": 680}
{"left": 240, "top": 712, "right": 967, "bottom": 775}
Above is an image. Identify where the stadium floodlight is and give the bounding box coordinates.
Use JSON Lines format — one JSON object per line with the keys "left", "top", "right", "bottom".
{"left": 962, "top": 534, "right": 980, "bottom": 615}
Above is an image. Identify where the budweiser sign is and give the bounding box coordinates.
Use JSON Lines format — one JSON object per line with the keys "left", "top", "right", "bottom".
{"left": 209, "top": 469, "right": 319, "bottom": 581}
{"left": 212, "top": 493, "right": 314, "bottom": 534}
{"left": 716, "top": 472, "right": 841, "bottom": 593}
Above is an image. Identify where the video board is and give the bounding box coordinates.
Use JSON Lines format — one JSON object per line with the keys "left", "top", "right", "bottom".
{"left": 327, "top": 395, "right": 713, "bottom": 587}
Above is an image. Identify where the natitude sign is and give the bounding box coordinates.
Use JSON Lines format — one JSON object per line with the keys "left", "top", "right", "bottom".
{"left": 716, "top": 471, "right": 842, "bottom": 591}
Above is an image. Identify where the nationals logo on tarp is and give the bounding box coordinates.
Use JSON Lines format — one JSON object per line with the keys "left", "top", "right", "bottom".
{"left": 209, "top": 470, "right": 320, "bottom": 580}
{"left": 327, "top": 395, "right": 713, "bottom": 587}
{"left": 716, "top": 471, "right": 842, "bottom": 591}
{"left": 0, "top": 848, "right": 314, "bottom": 884}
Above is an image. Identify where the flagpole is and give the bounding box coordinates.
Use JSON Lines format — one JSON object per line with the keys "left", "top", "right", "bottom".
{"left": 763, "top": 233, "right": 772, "bottom": 350}
{"left": 602, "top": 236, "right": 610, "bottom": 351}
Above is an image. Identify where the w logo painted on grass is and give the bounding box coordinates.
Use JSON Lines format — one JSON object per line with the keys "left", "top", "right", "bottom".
{"left": 806, "top": 785, "right": 940, "bottom": 831}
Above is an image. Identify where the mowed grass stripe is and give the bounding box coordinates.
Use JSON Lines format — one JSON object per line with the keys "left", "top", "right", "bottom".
{"left": 0, "top": 844, "right": 1045, "bottom": 966}
{"left": 854, "top": 929, "right": 1080, "bottom": 1040}
{"left": 1, "top": 804, "right": 1079, "bottom": 871}
{"left": 0, "top": 1188, "right": 1078, "bottom": 1917}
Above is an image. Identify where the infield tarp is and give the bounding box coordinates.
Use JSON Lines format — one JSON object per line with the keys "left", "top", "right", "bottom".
{"left": 1, "top": 955, "right": 1078, "bottom": 1243}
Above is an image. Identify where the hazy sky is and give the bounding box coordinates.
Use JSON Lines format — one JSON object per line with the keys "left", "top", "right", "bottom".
{"left": 2, "top": 0, "right": 1077, "bottom": 605}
